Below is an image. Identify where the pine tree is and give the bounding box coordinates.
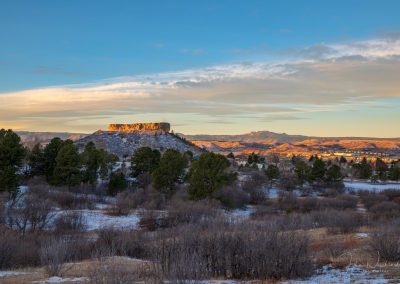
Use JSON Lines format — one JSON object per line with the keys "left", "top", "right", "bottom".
{"left": 53, "top": 140, "right": 82, "bottom": 187}
{"left": 0, "top": 129, "right": 25, "bottom": 195}
{"left": 294, "top": 160, "right": 311, "bottom": 186}
{"left": 152, "top": 149, "right": 188, "bottom": 193}
{"left": 188, "top": 152, "right": 235, "bottom": 200}
{"left": 44, "top": 137, "right": 63, "bottom": 183}
{"left": 108, "top": 171, "right": 127, "bottom": 196}
{"left": 28, "top": 143, "right": 46, "bottom": 176}
{"left": 130, "top": 147, "right": 160, "bottom": 177}
{"left": 326, "top": 164, "right": 343, "bottom": 183}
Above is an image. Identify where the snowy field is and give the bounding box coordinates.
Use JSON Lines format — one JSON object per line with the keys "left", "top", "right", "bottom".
{"left": 33, "top": 276, "right": 88, "bottom": 283}
{"left": 0, "top": 271, "right": 30, "bottom": 277}
{"left": 282, "top": 265, "right": 388, "bottom": 284}
{"left": 50, "top": 209, "right": 140, "bottom": 231}
{"left": 344, "top": 180, "right": 400, "bottom": 192}
{"left": 264, "top": 181, "right": 400, "bottom": 199}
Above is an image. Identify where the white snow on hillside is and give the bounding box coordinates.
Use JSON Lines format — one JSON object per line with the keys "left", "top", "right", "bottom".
{"left": 33, "top": 276, "right": 88, "bottom": 283}
{"left": 51, "top": 209, "right": 140, "bottom": 231}
{"left": 345, "top": 181, "right": 400, "bottom": 192}
{"left": 282, "top": 265, "right": 388, "bottom": 284}
{"left": 0, "top": 271, "right": 30, "bottom": 277}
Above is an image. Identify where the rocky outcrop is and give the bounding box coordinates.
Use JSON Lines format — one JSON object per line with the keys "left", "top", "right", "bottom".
{"left": 108, "top": 122, "right": 170, "bottom": 133}
{"left": 76, "top": 123, "right": 202, "bottom": 157}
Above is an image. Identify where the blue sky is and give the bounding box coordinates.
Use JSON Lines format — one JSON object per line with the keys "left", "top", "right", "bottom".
{"left": 0, "top": 0, "right": 400, "bottom": 136}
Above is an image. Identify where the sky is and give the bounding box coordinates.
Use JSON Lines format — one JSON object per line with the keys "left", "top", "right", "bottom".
{"left": 0, "top": 0, "right": 400, "bottom": 137}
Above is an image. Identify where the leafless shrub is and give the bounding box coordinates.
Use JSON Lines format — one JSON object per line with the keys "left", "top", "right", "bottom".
{"left": 316, "top": 210, "right": 364, "bottom": 234}
{"left": 278, "top": 170, "right": 299, "bottom": 191}
{"left": 277, "top": 192, "right": 300, "bottom": 213}
{"left": 89, "top": 255, "right": 159, "bottom": 284}
{"left": 40, "top": 238, "right": 69, "bottom": 276}
{"left": 241, "top": 171, "right": 268, "bottom": 204}
{"left": 370, "top": 201, "right": 400, "bottom": 219}
{"left": 163, "top": 199, "right": 219, "bottom": 227}
{"left": 48, "top": 190, "right": 96, "bottom": 209}
{"left": 53, "top": 211, "right": 86, "bottom": 234}
{"left": 321, "top": 241, "right": 348, "bottom": 259}
{"left": 300, "top": 195, "right": 358, "bottom": 212}
{"left": 320, "top": 184, "right": 345, "bottom": 196}
{"left": 6, "top": 193, "right": 55, "bottom": 235}
{"left": 369, "top": 223, "right": 400, "bottom": 262}
{"left": 116, "top": 187, "right": 167, "bottom": 211}
{"left": 214, "top": 185, "right": 250, "bottom": 209}
{"left": 0, "top": 226, "right": 18, "bottom": 269}
{"left": 381, "top": 189, "right": 400, "bottom": 202}
{"left": 150, "top": 222, "right": 313, "bottom": 280}
{"left": 358, "top": 191, "right": 387, "bottom": 210}
{"left": 113, "top": 191, "right": 138, "bottom": 215}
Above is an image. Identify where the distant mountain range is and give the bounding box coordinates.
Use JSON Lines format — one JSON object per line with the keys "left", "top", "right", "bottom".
{"left": 16, "top": 131, "right": 87, "bottom": 148}
{"left": 180, "top": 131, "right": 400, "bottom": 144}
{"left": 16, "top": 130, "right": 400, "bottom": 157}
{"left": 179, "top": 131, "right": 400, "bottom": 157}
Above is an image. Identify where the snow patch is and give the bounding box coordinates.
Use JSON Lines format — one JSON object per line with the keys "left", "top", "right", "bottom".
{"left": 356, "top": 232, "right": 369, "bottom": 238}
{"left": 33, "top": 276, "right": 88, "bottom": 283}
{"left": 51, "top": 209, "right": 140, "bottom": 231}
{"left": 0, "top": 271, "right": 30, "bottom": 277}
{"left": 282, "top": 265, "right": 388, "bottom": 284}
{"left": 345, "top": 181, "right": 400, "bottom": 192}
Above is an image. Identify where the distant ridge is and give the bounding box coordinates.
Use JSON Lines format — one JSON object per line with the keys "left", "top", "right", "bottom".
{"left": 180, "top": 131, "right": 400, "bottom": 144}
{"left": 13, "top": 130, "right": 400, "bottom": 157}
{"left": 16, "top": 131, "right": 88, "bottom": 148}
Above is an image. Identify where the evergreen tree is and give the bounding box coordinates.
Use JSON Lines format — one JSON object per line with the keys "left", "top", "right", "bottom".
{"left": 247, "top": 152, "right": 259, "bottom": 165}
{"left": 265, "top": 164, "right": 280, "bottom": 181}
{"left": 81, "top": 142, "right": 113, "bottom": 185}
{"left": 130, "top": 147, "right": 161, "bottom": 177}
{"left": 294, "top": 160, "right": 311, "bottom": 186}
{"left": 53, "top": 140, "right": 81, "bottom": 187}
{"left": 0, "top": 129, "right": 25, "bottom": 195}
{"left": 184, "top": 150, "right": 194, "bottom": 161}
{"left": 375, "top": 158, "right": 388, "bottom": 181}
{"left": 354, "top": 157, "right": 372, "bottom": 180}
{"left": 152, "top": 149, "right": 188, "bottom": 193}
{"left": 108, "top": 171, "right": 127, "bottom": 196}
{"left": 188, "top": 152, "right": 235, "bottom": 200}
{"left": 389, "top": 163, "right": 400, "bottom": 181}
{"left": 227, "top": 152, "right": 235, "bottom": 159}
{"left": 28, "top": 143, "right": 46, "bottom": 176}
{"left": 339, "top": 156, "right": 347, "bottom": 164}
{"left": 310, "top": 157, "right": 326, "bottom": 182}
{"left": 326, "top": 164, "right": 343, "bottom": 183}
{"left": 44, "top": 137, "right": 63, "bottom": 183}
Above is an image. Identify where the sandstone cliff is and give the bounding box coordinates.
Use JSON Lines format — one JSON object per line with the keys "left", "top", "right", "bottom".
{"left": 76, "top": 123, "right": 201, "bottom": 157}
{"left": 108, "top": 122, "right": 170, "bottom": 133}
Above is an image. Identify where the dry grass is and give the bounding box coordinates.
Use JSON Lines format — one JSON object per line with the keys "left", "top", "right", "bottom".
{"left": 0, "top": 257, "right": 148, "bottom": 284}
{"left": 307, "top": 226, "right": 376, "bottom": 269}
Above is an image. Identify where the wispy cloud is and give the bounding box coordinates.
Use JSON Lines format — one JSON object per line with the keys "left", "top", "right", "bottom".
{"left": 1, "top": 37, "right": 399, "bottom": 134}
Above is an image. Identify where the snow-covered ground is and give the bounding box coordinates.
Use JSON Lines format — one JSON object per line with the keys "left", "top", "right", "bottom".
{"left": 0, "top": 271, "right": 30, "bottom": 277}
{"left": 282, "top": 265, "right": 388, "bottom": 284}
{"left": 345, "top": 180, "right": 400, "bottom": 192}
{"left": 224, "top": 206, "right": 255, "bottom": 221}
{"left": 33, "top": 276, "right": 88, "bottom": 283}
{"left": 51, "top": 209, "right": 140, "bottom": 231}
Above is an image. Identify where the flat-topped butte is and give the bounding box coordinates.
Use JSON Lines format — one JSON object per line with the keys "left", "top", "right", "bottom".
{"left": 108, "top": 122, "right": 170, "bottom": 133}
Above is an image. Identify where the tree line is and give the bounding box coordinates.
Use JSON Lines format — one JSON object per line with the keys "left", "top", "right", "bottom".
{"left": 0, "top": 129, "right": 237, "bottom": 202}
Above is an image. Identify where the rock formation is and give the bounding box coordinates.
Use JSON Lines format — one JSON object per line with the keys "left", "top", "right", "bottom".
{"left": 108, "top": 122, "right": 170, "bottom": 133}
{"left": 76, "top": 122, "right": 202, "bottom": 157}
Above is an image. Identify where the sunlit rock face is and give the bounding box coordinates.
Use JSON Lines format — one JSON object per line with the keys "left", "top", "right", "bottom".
{"left": 76, "top": 123, "right": 201, "bottom": 157}
{"left": 108, "top": 123, "right": 170, "bottom": 133}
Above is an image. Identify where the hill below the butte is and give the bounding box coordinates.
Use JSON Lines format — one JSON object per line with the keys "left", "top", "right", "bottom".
{"left": 75, "top": 123, "right": 202, "bottom": 157}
